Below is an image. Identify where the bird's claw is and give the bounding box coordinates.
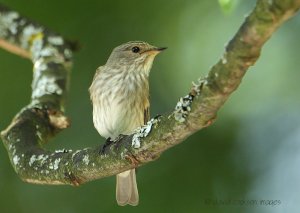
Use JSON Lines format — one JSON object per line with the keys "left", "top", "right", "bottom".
{"left": 99, "top": 137, "right": 113, "bottom": 154}
{"left": 99, "top": 134, "right": 128, "bottom": 154}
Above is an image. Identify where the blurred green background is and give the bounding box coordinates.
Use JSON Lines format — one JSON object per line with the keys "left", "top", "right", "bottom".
{"left": 1, "top": 0, "right": 300, "bottom": 212}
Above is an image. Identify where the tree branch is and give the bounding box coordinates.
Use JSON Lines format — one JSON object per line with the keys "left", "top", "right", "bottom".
{"left": 1, "top": 0, "right": 300, "bottom": 185}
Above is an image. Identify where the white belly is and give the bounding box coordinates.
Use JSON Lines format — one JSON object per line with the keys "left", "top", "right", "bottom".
{"left": 93, "top": 95, "right": 145, "bottom": 140}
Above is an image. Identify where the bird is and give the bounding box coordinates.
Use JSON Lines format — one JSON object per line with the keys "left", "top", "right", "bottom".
{"left": 89, "top": 41, "right": 166, "bottom": 206}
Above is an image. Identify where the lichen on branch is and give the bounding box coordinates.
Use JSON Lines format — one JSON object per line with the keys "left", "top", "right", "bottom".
{"left": 1, "top": 0, "right": 300, "bottom": 185}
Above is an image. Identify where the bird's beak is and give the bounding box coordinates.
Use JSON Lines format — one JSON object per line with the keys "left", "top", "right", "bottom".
{"left": 143, "top": 47, "right": 167, "bottom": 55}
{"left": 155, "top": 47, "right": 168, "bottom": 52}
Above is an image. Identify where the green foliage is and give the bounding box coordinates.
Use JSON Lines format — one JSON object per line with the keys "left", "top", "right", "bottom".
{"left": 218, "top": 0, "right": 239, "bottom": 14}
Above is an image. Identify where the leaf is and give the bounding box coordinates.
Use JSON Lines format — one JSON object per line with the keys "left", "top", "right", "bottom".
{"left": 218, "top": 0, "right": 239, "bottom": 14}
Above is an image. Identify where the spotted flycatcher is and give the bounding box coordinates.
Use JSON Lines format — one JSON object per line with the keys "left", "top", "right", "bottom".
{"left": 89, "top": 41, "right": 166, "bottom": 206}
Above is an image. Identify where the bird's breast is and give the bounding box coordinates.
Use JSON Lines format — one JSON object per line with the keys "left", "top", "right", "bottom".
{"left": 91, "top": 72, "right": 149, "bottom": 139}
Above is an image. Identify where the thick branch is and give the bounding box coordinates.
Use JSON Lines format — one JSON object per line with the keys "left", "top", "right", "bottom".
{"left": 1, "top": 0, "right": 300, "bottom": 185}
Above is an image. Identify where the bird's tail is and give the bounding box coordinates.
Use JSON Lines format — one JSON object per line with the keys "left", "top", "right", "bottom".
{"left": 116, "top": 169, "right": 139, "bottom": 206}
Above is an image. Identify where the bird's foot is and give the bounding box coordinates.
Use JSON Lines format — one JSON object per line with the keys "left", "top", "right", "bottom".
{"left": 114, "top": 134, "right": 127, "bottom": 149}
{"left": 154, "top": 114, "right": 162, "bottom": 120}
{"left": 99, "top": 134, "right": 128, "bottom": 154}
{"left": 99, "top": 137, "right": 113, "bottom": 154}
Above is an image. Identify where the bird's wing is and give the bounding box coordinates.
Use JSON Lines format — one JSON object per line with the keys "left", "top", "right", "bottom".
{"left": 92, "top": 66, "right": 104, "bottom": 82}
{"left": 89, "top": 66, "right": 104, "bottom": 94}
{"left": 144, "top": 103, "right": 150, "bottom": 125}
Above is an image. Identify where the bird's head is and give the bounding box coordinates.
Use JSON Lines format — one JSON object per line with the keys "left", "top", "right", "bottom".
{"left": 106, "top": 41, "right": 166, "bottom": 74}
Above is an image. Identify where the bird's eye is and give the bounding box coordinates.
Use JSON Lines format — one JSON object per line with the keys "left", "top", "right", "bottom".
{"left": 131, "top": 46, "right": 140, "bottom": 53}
